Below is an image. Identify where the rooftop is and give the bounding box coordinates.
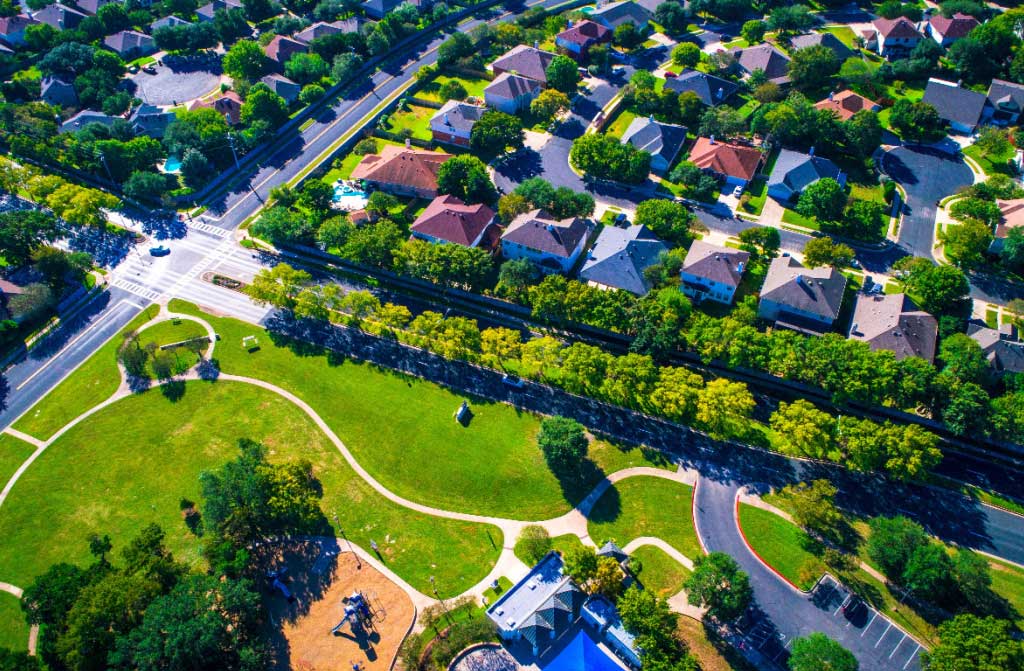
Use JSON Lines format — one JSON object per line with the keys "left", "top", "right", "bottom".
{"left": 767, "top": 148, "right": 845, "bottom": 200}
{"left": 485, "top": 72, "right": 542, "bottom": 99}
{"left": 688, "top": 137, "right": 762, "bottom": 182}
{"left": 350, "top": 145, "right": 453, "bottom": 191}
{"left": 502, "top": 209, "right": 592, "bottom": 259}
{"left": 555, "top": 19, "right": 611, "bottom": 46}
{"left": 996, "top": 198, "right": 1024, "bottom": 239}
{"left": 929, "top": 12, "right": 979, "bottom": 39}
{"left": 760, "top": 256, "right": 847, "bottom": 321}
{"left": 491, "top": 44, "right": 556, "bottom": 84}
{"left": 874, "top": 16, "right": 923, "bottom": 39}
{"left": 579, "top": 224, "right": 668, "bottom": 295}
{"left": 430, "top": 99, "right": 486, "bottom": 135}
{"left": 814, "top": 89, "right": 880, "bottom": 121}
{"left": 790, "top": 32, "right": 853, "bottom": 60}
{"left": 663, "top": 69, "right": 738, "bottom": 106}
{"left": 681, "top": 239, "right": 749, "bottom": 289}
{"left": 728, "top": 43, "right": 791, "bottom": 84}
{"left": 922, "top": 78, "right": 986, "bottom": 129}
{"left": 411, "top": 194, "right": 495, "bottom": 247}
{"left": 486, "top": 552, "right": 585, "bottom": 649}
{"left": 588, "top": 0, "right": 652, "bottom": 28}
{"left": 620, "top": 116, "right": 687, "bottom": 168}
{"left": 849, "top": 293, "right": 938, "bottom": 362}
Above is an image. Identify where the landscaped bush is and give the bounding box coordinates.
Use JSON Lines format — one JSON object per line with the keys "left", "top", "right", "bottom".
{"left": 515, "top": 524, "right": 553, "bottom": 564}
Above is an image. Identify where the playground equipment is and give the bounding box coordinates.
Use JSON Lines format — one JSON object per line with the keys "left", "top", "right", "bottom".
{"left": 331, "top": 591, "right": 384, "bottom": 635}
{"left": 267, "top": 568, "right": 295, "bottom": 602}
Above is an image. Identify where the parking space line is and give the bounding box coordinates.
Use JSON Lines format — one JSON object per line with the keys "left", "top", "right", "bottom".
{"left": 861, "top": 611, "right": 879, "bottom": 635}
{"left": 903, "top": 644, "right": 921, "bottom": 670}
{"left": 889, "top": 634, "right": 907, "bottom": 658}
{"left": 834, "top": 594, "right": 852, "bottom": 615}
{"left": 875, "top": 623, "right": 893, "bottom": 647}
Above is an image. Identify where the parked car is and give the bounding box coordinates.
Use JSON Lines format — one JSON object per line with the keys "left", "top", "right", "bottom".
{"left": 502, "top": 374, "right": 525, "bottom": 389}
{"left": 664, "top": 71, "right": 677, "bottom": 78}
{"left": 128, "top": 64, "right": 139, "bottom": 74}
{"left": 614, "top": 212, "right": 628, "bottom": 226}
{"left": 142, "top": 65, "right": 157, "bottom": 74}
{"left": 149, "top": 245, "right": 170, "bottom": 257}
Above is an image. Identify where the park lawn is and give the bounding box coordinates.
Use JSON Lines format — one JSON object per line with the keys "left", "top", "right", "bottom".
{"left": 989, "top": 559, "right": 1024, "bottom": 627}
{"left": 781, "top": 207, "right": 820, "bottom": 231}
{"left": 587, "top": 478, "right": 702, "bottom": 561}
{"left": 418, "top": 75, "right": 492, "bottom": 103}
{"left": 964, "top": 142, "right": 1014, "bottom": 177}
{"left": 0, "top": 381, "right": 500, "bottom": 598}
{"left": 138, "top": 318, "right": 209, "bottom": 377}
{"left": 0, "top": 434, "right": 35, "bottom": 490}
{"left": 820, "top": 26, "right": 858, "bottom": 49}
{"left": 0, "top": 592, "right": 26, "bottom": 653}
{"left": 676, "top": 617, "right": 754, "bottom": 671}
{"left": 383, "top": 103, "right": 436, "bottom": 142}
{"left": 12, "top": 304, "right": 160, "bottom": 442}
{"left": 632, "top": 544, "right": 691, "bottom": 598}
{"left": 551, "top": 534, "right": 586, "bottom": 557}
{"left": 605, "top": 107, "right": 637, "bottom": 139}
{"left": 166, "top": 301, "right": 668, "bottom": 520}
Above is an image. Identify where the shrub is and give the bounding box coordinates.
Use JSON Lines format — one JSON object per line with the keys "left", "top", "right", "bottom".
{"left": 353, "top": 137, "right": 378, "bottom": 155}
{"left": 515, "top": 525, "right": 552, "bottom": 564}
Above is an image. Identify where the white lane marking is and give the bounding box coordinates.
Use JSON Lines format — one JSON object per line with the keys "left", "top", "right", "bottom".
{"left": 902, "top": 644, "right": 921, "bottom": 670}
{"left": 861, "top": 611, "right": 879, "bottom": 635}
{"left": 875, "top": 623, "right": 893, "bottom": 647}
{"left": 889, "top": 634, "right": 907, "bottom": 659}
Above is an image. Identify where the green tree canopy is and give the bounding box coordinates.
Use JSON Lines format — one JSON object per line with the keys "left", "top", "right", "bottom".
{"left": 436, "top": 155, "right": 497, "bottom": 204}
{"left": 788, "top": 633, "right": 858, "bottom": 671}
{"left": 537, "top": 416, "right": 589, "bottom": 474}
{"left": 686, "top": 551, "right": 752, "bottom": 621}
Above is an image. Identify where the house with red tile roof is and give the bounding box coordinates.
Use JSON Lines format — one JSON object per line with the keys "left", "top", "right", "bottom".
{"left": 687, "top": 137, "right": 763, "bottom": 187}
{"left": 189, "top": 91, "right": 244, "bottom": 125}
{"left": 264, "top": 35, "right": 308, "bottom": 68}
{"left": 555, "top": 19, "right": 611, "bottom": 61}
{"left": 992, "top": 198, "right": 1024, "bottom": 255}
{"left": 927, "top": 12, "right": 978, "bottom": 47}
{"left": 350, "top": 145, "right": 453, "bottom": 198}
{"left": 864, "top": 17, "right": 923, "bottom": 59}
{"left": 814, "top": 89, "right": 881, "bottom": 121}
{"left": 411, "top": 194, "right": 497, "bottom": 248}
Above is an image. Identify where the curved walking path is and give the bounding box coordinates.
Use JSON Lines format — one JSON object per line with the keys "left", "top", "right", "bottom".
{"left": 621, "top": 537, "right": 695, "bottom": 571}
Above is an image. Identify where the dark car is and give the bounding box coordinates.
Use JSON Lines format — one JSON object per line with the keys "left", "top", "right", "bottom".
{"left": 664, "top": 71, "right": 677, "bottom": 78}
{"left": 149, "top": 245, "right": 170, "bottom": 257}
{"left": 502, "top": 374, "right": 525, "bottom": 389}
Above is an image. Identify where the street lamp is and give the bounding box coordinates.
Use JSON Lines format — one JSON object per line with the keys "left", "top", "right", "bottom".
{"left": 430, "top": 575, "right": 452, "bottom": 624}
{"left": 333, "top": 513, "right": 361, "bottom": 569}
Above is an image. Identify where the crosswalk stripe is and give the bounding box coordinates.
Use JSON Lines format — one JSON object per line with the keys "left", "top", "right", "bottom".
{"left": 110, "top": 278, "right": 161, "bottom": 301}
{"left": 188, "top": 221, "right": 231, "bottom": 238}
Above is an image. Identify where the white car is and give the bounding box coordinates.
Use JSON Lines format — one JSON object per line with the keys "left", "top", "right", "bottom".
{"left": 733, "top": 185, "right": 744, "bottom": 198}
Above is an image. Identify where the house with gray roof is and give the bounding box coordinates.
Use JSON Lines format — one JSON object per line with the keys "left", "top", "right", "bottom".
{"left": 680, "top": 240, "right": 749, "bottom": 305}
{"left": 663, "top": 69, "right": 737, "bottom": 106}
{"left": 429, "top": 99, "right": 486, "bottom": 148}
{"left": 620, "top": 116, "right": 687, "bottom": 173}
{"left": 789, "top": 32, "right": 853, "bottom": 61}
{"left": 484, "top": 72, "right": 542, "bottom": 114}
{"left": 32, "top": 3, "right": 87, "bottom": 30}
{"left": 984, "top": 79, "right": 1024, "bottom": 126}
{"left": 758, "top": 256, "right": 847, "bottom": 333}
{"left": 0, "top": 14, "right": 37, "bottom": 47}
{"left": 922, "top": 77, "right": 986, "bottom": 134}
{"left": 75, "top": 0, "right": 116, "bottom": 14}
{"left": 40, "top": 76, "right": 78, "bottom": 108}
{"left": 361, "top": 0, "right": 421, "bottom": 20}
{"left": 849, "top": 293, "right": 938, "bottom": 362}
{"left": 130, "top": 103, "right": 176, "bottom": 137}
{"left": 729, "top": 43, "right": 791, "bottom": 85}
{"left": 195, "top": 0, "right": 241, "bottom": 22}
{"left": 104, "top": 30, "right": 156, "bottom": 58}
{"left": 589, "top": 0, "right": 652, "bottom": 31}
{"left": 968, "top": 321, "right": 1024, "bottom": 376}
{"left": 490, "top": 44, "right": 556, "bottom": 84}
{"left": 501, "top": 209, "right": 594, "bottom": 274}
{"left": 261, "top": 73, "right": 302, "bottom": 104}
{"left": 294, "top": 18, "right": 363, "bottom": 43}
{"left": 579, "top": 224, "right": 668, "bottom": 295}
{"left": 59, "top": 109, "right": 118, "bottom": 133}
{"left": 151, "top": 14, "right": 191, "bottom": 31}
{"left": 767, "top": 148, "right": 846, "bottom": 202}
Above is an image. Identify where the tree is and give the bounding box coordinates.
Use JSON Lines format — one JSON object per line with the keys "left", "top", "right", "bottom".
{"left": 436, "top": 155, "right": 496, "bottom": 204}
{"left": 770, "top": 399, "right": 838, "bottom": 460}
{"left": 889, "top": 99, "right": 944, "bottom": 142}
{"left": 563, "top": 545, "right": 598, "bottom": 585}
{"left": 942, "top": 219, "right": 992, "bottom": 268}
{"left": 739, "top": 226, "right": 781, "bottom": 258}
{"left": 895, "top": 258, "right": 969, "bottom": 315}
{"left": 241, "top": 0, "right": 275, "bottom": 20}
{"left": 545, "top": 54, "right": 581, "bottom": 94}
{"left": 797, "top": 178, "right": 846, "bottom": 222}
{"left": 222, "top": 39, "right": 267, "bottom": 81}
{"left": 514, "top": 525, "right": 552, "bottom": 564}
{"left": 123, "top": 171, "right": 169, "bottom": 203}
{"left": 654, "top": 1, "right": 688, "bottom": 34}
{"left": 593, "top": 556, "right": 625, "bottom": 599}
{"left": 788, "top": 45, "right": 839, "bottom": 90}
{"left": 839, "top": 199, "right": 886, "bottom": 241}
{"left": 537, "top": 416, "right": 588, "bottom": 473}
{"left": 284, "top": 52, "right": 328, "bottom": 86}
{"left": 241, "top": 83, "right": 289, "bottom": 129}
{"left": 469, "top": 110, "right": 524, "bottom": 155}
{"left": 788, "top": 633, "right": 858, "bottom": 671}
{"left": 697, "top": 378, "right": 755, "bottom": 438}
{"left": 634, "top": 199, "right": 694, "bottom": 246}
{"left": 497, "top": 257, "right": 540, "bottom": 298}
{"left": 300, "top": 179, "right": 334, "bottom": 214}
{"left": 299, "top": 83, "right": 325, "bottom": 105}
{"left": 697, "top": 105, "right": 746, "bottom": 138}
{"left": 613, "top": 22, "right": 643, "bottom": 49}
{"left": 843, "top": 110, "right": 884, "bottom": 160}
{"left": 975, "top": 126, "right": 1012, "bottom": 157}
{"left": 7, "top": 283, "right": 52, "bottom": 322}
{"left": 245, "top": 263, "right": 311, "bottom": 309}
{"left": 866, "top": 516, "right": 927, "bottom": 580}
{"left": 671, "top": 42, "right": 700, "bottom": 68}
{"left": 34, "top": 247, "right": 91, "bottom": 290}
{"left": 438, "top": 79, "right": 467, "bottom": 101}
{"left": 782, "top": 480, "right": 842, "bottom": 540}
{"left": 530, "top": 89, "right": 571, "bottom": 122}
{"left": 741, "top": 20, "right": 766, "bottom": 43}
{"left": 903, "top": 541, "right": 955, "bottom": 602}
{"left": 939, "top": 333, "right": 988, "bottom": 385}
{"left": 924, "top": 614, "right": 1024, "bottom": 671}
{"left": 250, "top": 205, "right": 311, "bottom": 245}
{"left": 686, "top": 552, "right": 752, "bottom": 621}
{"left": 570, "top": 133, "right": 651, "bottom": 184}
{"left": 802, "top": 238, "right": 854, "bottom": 269}
{"left": 331, "top": 52, "right": 363, "bottom": 83}
{"left": 0, "top": 210, "right": 59, "bottom": 267}
{"left": 947, "top": 37, "right": 999, "bottom": 84}
{"left": 950, "top": 198, "right": 1001, "bottom": 226}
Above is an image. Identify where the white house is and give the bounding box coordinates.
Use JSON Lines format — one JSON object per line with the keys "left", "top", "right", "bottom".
{"left": 680, "top": 240, "right": 749, "bottom": 305}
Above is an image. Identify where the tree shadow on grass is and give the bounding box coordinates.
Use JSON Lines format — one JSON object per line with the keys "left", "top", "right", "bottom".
{"left": 160, "top": 379, "right": 186, "bottom": 402}
{"left": 585, "top": 482, "right": 622, "bottom": 525}
{"left": 555, "top": 457, "right": 607, "bottom": 508}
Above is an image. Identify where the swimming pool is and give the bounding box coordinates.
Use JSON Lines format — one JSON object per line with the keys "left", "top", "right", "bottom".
{"left": 162, "top": 156, "right": 182, "bottom": 173}
{"left": 333, "top": 183, "right": 369, "bottom": 209}
{"left": 542, "top": 629, "right": 625, "bottom": 671}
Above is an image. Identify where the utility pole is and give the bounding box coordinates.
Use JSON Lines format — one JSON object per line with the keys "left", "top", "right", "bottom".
{"left": 96, "top": 149, "right": 114, "bottom": 183}
{"left": 333, "top": 513, "right": 361, "bottom": 569}
{"left": 429, "top": 576, "right": 452, "bottom": 624}
{"left": 227, "top": 132, "right": 241, "bottom": 170}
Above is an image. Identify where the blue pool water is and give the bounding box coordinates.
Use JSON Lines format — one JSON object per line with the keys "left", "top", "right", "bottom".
{"left": 581, "top": 5, "right": 594, "bottom": 12}
{"left": 542, "top": 630, "right": 624, "bottom": 671}
{"left": 162, "top": 156, "right": 182, "bottom": 173}
{"left": 332, "top": 183, "right": 369, "bottom": 209}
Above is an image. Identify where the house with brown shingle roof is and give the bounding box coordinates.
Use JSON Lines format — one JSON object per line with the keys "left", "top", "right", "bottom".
{"left": 293, "top": 18, "right": 363, "bottom": 44}
{"left": 687, "top": 136, "right": 763, "bottom": 187}
{"left": 501, "top": 209, "right": 594, "bottom": 274}
{"left": 490, "top": 44, "right": 557, "bottom": 84}
{"left": 411, "top": 194, "right": 497, "bottom": 248}
{"left": 758, "top": 256, "right": 847, "bottom": 333}
{"left": 968, "top": 321, "right": 1024, "bottom": 376}
{"left": 680, "top": 240, "right": 749, "bottom": 305}
{"left": 350, "top": 145, "right": 453, "bottom": 199}
{"left": 555, "top": 19, "right": 611, "bottom": 61}
{"left": 103, "top": 30, "right": 156, "bottom": 58}
{"left": 865, "top": 17, "right": 923, "bottom": 59}
{"left": 727, "top": 43, "right": 791, "bottom": 85}
{"left": 264, "top": 35, "right": 308, "bottom": 68}
{"left": 849, "top": 293, "right": 938, "bottom": 362}
{"left": 991, "top": 198, "right": 1024, "bottom": 255}
{"left": 927, "top": 12, "right": 978, "bottom": 47}
{"left": 484, "top": 73, "right": 543, "bottom": 115}
{"left": 815, "top": 90, "right": 881, "bottom": 121}
{"left": 189, "top": 91, "right": 244, "bottom": 125}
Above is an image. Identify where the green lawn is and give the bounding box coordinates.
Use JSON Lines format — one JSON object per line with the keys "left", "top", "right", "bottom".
{"left": 632, "top": 544, "right": 691, "bottom": 598}
{"left": 964, "top": 142, "right": 1014, "bottom": 178}
{"left": 849, "top": 181, "right": 887, "bottom": 205}
{"left": 820, "top": 26, "right": 858, "bottom": 49}
{"left": 781, "top": 207, "right": 820, "bottom": 231}
{"left": 0, "top": 592, "right": 27, "bottom": 652}
{"left": 0, "top": 434, "right": 35, "bottom": 491}
{"left": 990, "top": 559, "right": 1024, "bottom": 627}
{"left": 0, "top": 381, "right": 500, "bottom": 597}
{"left": 741, "top": 177, "right": 768, "bottom": 216}
{"left": 587, "top": 478, "right": 701, "bottom": 561}
{"left": 165, "top": 301, "right": 669, "bottom": 520}
{"left": 13, "top": 305, "right": 160, "bottom": 441}
{"left": 605, "top": 107, "right": 637, "bottom": 139}
{"left": 417, "top": 75, "right": 492, "bottom": 103}
{"left": 138, "top": 319, "right": 209, "bottom": 377}
{"left": 551, "top": 533, "right": 586, "bottom": 557}
{"left": 382, "top": 103, "right": 436, "bottom": 142}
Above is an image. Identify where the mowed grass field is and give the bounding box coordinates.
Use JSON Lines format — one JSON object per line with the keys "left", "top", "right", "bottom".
{"left": 632, "top": 544, "right": 691, "bottom": 598}
{"left": 0, "top": 434, "right": 35, "bottom": 490}
{"left": 0, "top": 381, "right": 500, "bottom": 598}
{"left": 0, "top": 592, "right": 27, "bottom": 653}
{"left": 587, "top": 478, "right": 701, "bottom": 561}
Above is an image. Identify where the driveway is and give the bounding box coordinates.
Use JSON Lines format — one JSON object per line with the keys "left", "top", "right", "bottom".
{"left": 881, "top": 146, "right": 973, "bottom": 259}
{"left": 130, "top": 54, "right": 223, "bottom": 106}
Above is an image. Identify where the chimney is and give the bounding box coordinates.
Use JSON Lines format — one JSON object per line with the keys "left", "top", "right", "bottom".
{"left": 444, "top": 112, "right": 450, "bottom": 126}
{"left": 534, "top": 40, "right": 539, "bottom": 49}
{"left": 567, "top": 18, "right": 572, "bottom": 28}
{"left": 852, "top": 322, "right": 859, "bottom": 335}
{"left": 737, "top": 261, "right": 744, "bottom": 273}
{"left": 649, "top": 114, "right": 655, "bottom": 122}
{"left": 405, "top": 138, "right": 411, "bottom": 148}
{"left": 809, "top": 146, "right": 815, "bottom": 156}
{"left": 709, "top": 134, "right": 715, "bottom": 144}
{"left": 828, "top": 91, "right": 834, "bottom": 101}
{"left": 716, "top": 87, "right": 724, "bottom": 100}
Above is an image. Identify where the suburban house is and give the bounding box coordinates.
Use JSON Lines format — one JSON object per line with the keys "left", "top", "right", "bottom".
{"left": 40, "top": 76, "right": 78, "bottom": 108}
{"left": 728, "top": 44, "right": 791, "bottom": 85}
{"left": 620, "top": 116, "right": 687, "bottom": 173}
{"left": 294, "top": 18, "right": 363, "bottom": 43}
{"left": 968, "top": 321, "right": 1024, "bottom": 375}
{"left": 195, "top": 0, "right": 241, "bottom": 22}
{"left": 490, "top": 44, "right": 557, "bottom": 84}
{"left": 104, "top": 30, "right": 156, "bottom": 58}
{"left": 814, "top": 89, "right": 881, "bottom": 121}
{"left": 758, "top": 256, "right": 847, "bottom": 333}
{"left": 0, "top": 279, "right": 25, "bottom": 320}
{"left": 663, "top": 69, "right": 738, "bottom": 106}
{"left": 864, "top": 17, "right": 923, "bottom": 59}
{"left": 410, "top": 194, "right": 497, "bottom": 248}
{"left": 789, "top": 32, "right": 853, "bottom": 61}
{"left": 984, "top": 79, "right": 1024, "bottom": 126}
{"left": 189, "top": 91, "right": 243, "bottom": 125}
{"left": 766, "top": 149, "right": 846, "bottom": 202}
{"left": 927, "top": 12, "right": 979, "bottom": 47}
{"left": 581, "top": 595, "right": 642, "bottom": 669}
{"left": 59, "top": 109, "right": 117, "bottom": 133}
{"left": 0, "top": 15, "right": 37, "bottom": 48}
{"left": 350, "top": 145, "right": 453, "bottom": 199}
{"left": 991, "top": 198, "right": 1024, "bottom": 254}
{"left": 588, "top": 0, "right": 652, "bottom": 31}
{"left": 75, "top": 0, "right": 116, "bottom": 13}
{"left": 129, "top": 103, "right": 176, "bottom": 137}
{"left": 687, "top": 136, "right": 763, "bottom": 187}
{"left": 260, "top": 73, "right": 302, "bottom": 104}
{"left": 429, "top": 99, "right": 486, "bottom": 148}
{"left": 848, "top": 293, "right": 938, "bottom": 362}
{"left": 554, "top": 19, "right": 611, "bottom": 61}
{"left": 151, "top": 14, "right": 191, "bottom": 30}
{"left": 578, "top": 224, "right": 668, "bottom": 295}
{"left": 680, "top": 240, "right": 749, "bottom": 305}
{"left": 501, "top": 209, "right": 594, "bottom": 274}
{"left": 32, "top": 4, "right": 87, "bottom": 31}
{"left": 361, "top": 0, "right": 423, "bottom": 20}
{"left": 484, "top": 72, "right": 542, "bottom": 114}
{"left": 922, "top": 78, "right": 987, "bottom": 134}
{"left": 264, "top": 35, "right": 308, "bottom": 68}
